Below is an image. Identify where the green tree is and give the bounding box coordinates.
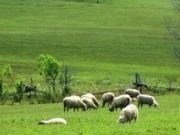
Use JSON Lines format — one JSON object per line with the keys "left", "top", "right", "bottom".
{"left": 37, "top": 54, "right": 61, "bottom": 94}
{"left": 1, "top": 64, "right": 24, "bottom": 102}
{"left": 14, "top": 80, "right": 24, "bottom": 102}
{"left": 2, "top": 64, "right": 14, "bottom": 83}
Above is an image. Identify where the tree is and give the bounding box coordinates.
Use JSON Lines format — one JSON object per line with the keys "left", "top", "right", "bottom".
{"left": 171, "top": 0, "right": 180, "bottom": 11}
{"left": 1, "top": 64, "right": 24, "bottom": 102}
{"left": 2, "top": 64, "right": 14, "bottom": 83}
{"left": 14, "top": 80, "right": 24, "bottom": 102}
{"left": 37, "top": 54, "right": 61, "bottom": 94}
{"left": 167, "top": 0, "right": 180, "bottom": 60}
{"left": 59, "top": 66, "right": 73, "bottom": 96}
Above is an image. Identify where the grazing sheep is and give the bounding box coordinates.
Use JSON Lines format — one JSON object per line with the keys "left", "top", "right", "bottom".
{"left": 63, "top": 96, "right": 87, "bottom": 112}
{"left": 81, "top": 97, "right": 97, "bottom": 110}
{"left": 118, "top": 104, "right": 138, "bottom": 123}
{"left": 137, "top": 94, "right": 159, "bottom": 108}
{"left": 38, "top": 118, "right": 67, "bottom": 125}
{"left": 124, "top": 88, "right": 141, "bottom": 98}
{"left": 109, "top": 94, "right": 131, "bottom": 112}
{"left": 81, "top": 93, "right": 100, "bottom": 107}
{"left": 102, "top": 92, "right": 115, "bottom": 107}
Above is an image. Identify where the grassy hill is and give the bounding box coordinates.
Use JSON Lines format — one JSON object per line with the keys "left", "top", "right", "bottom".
{"left": 0, "top": 0, "right": 180, "bottom": 92}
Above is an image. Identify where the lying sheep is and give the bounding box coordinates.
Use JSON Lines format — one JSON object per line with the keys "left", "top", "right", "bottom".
{"left": 118, "top": 104, "right": 138, "bottom": 123}
{"left": 102, "top": 92, "right": 115, "bottom": 107}
{"left": 137, "top": 94, "right": 159, "bottom": 108}
{"left": 38, "top": 118, "right": 67, "bottom": 125}
{"left": 81, "top": 93, "right": 100, "bottom": 107}
{"left": 63, "top": 96, "right": 87, "bottom": 112}
{"left": 81, "top": 96, "right": 97, "bottom": 110}
{"left": 124, "top": 88, "right": 141, "bottom": 98}
{"left": 109, "top": 94, "right": 131, "bottom": 112}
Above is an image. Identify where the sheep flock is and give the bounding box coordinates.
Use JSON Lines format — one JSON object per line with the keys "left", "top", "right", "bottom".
{"left": 38, "top": 88, "right": 159, "bottom": 125}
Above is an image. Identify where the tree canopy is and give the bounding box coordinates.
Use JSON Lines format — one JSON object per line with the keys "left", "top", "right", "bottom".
{"left": 37, "top": 54, "right": 62, "bottom": 94}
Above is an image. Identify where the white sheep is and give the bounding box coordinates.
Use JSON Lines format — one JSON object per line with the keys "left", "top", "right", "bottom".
{"left": 137, "top": 94, "right": 159, "bottom": 108}
{"left": 38, "top": 118, "right": 67, "bottom": 125}
{"left": 124, "top": 88, "right": 141, "bottom": 98}
{"left": 109, "top": 94, "right": 131, "bottom": 112}
{"left": 63, "top": 96, "right": 87, "bottom": 112}
{"left": 81, "top": 93, "right": 100, "bottom": 107}
{"left": 118, "top": 104, "right": 138, "bottom": 123}
{"left": 102, "top": 92, "right": 115, "bottom": 107}
{"left": 81, "top": 96, "right": 97, "bottom": 110}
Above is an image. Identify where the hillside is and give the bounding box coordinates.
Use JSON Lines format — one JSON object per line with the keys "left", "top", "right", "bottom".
{"left": 0, "top": 0, "right": 180, "bottom": 92}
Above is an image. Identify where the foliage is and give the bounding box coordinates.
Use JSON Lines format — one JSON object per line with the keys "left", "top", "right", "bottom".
{"left": 1, "top": 64, "right": 14, "bottom": 83}
{"left": 37, "top": 54, "right": 62, "bottom": 94}
{"left": 60, "top": 66, "right": 73, "bottom": 96}
{"left": 13, "top": 80, "right": 24, "bottom": 102}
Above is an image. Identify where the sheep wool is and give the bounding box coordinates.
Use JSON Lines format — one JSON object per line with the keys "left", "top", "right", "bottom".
{"left": 109, "top": 94, "right": 131, "bottom": 112}
{"left": 81, "top": 96, "right": 97, "bottom": 110}
{"left": 137, "top": 94, "right": 159, "bottom": 108}
{"left": 38, "top": 118, "right": 67, "bottom": 125}
{"left": 118, "top": 104, "right": 138, "bottom": 123}
{"left": 102, "top": 92, "right": 115, "bottom": 107}
{"left": 124, "top": 88, "right": 141, "bottom": 98}
{"left": 81, "top": 93, "right": 100, "bottom": 107}
{"left": 63, "top": 96, "right": 87, "bottom": 112}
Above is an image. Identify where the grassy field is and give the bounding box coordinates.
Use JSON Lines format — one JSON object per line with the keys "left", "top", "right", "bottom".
{"left": 0, "top": 93, "right": 180, "bottom": 135}
{"left": 0, "top": 1, "right": 180, "bottom": 134}
{"left": 0, "top": 0, "right": 180, "bottom": 92}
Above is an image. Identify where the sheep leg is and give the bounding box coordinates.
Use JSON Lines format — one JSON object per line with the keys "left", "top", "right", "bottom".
{"left": 102, "top": 101, "right": 105, "bottom": 107}
{"left": 134, "top": 117, "right": 137, "bottom": 122}
{"left": 73, "top": 107, "right": 76, "bottom": 112}
{"left": 137, "top": 102, "right": 140, "bottom": 108}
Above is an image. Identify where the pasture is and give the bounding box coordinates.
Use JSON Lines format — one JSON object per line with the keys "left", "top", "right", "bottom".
{"left": 1, "top": 0, "right": 180, "bottom": 134}
{"left": 0, "top": 93, "right": 180, "bottom": 135}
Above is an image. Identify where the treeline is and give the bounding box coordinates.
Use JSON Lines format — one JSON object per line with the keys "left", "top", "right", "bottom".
{"left": 0, "top": 54, "right": 73, "bottom": 105}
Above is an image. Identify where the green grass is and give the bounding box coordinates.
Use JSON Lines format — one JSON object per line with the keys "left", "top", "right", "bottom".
{"left": 0, "top": 1, "right": 180, "bottom": 134}
{"left": 0, "top": 0, "right": 180, "bottom": 92}
{"left": 0, "top": 93, "right": 180, "bottom": 135}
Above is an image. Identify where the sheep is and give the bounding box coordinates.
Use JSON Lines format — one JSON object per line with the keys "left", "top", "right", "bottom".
{"left": 137, "top": 94, "right": 159, "bottom": 108}
{"left": 38, "top": 118, "right": 67, "bottom": 125}
{"left": 124, "top": 88, "right": 141, "bottom": 98}
{"left": 63, "top": 96, "right": 87, "bottom": 112}
{"left": 109, "top": 94, "right": 131, "bottom": 112}
{"left": 81, "top": 93, "right": 100, "bottom": 107}
{"left": 118, "top": 104, "right": 138, "bottom": 123}
{"left": 81, "top": 96, "right": 97, "bottom": 110}
{"left": 102, "top": 92, "right": 115, "bottom": 107}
